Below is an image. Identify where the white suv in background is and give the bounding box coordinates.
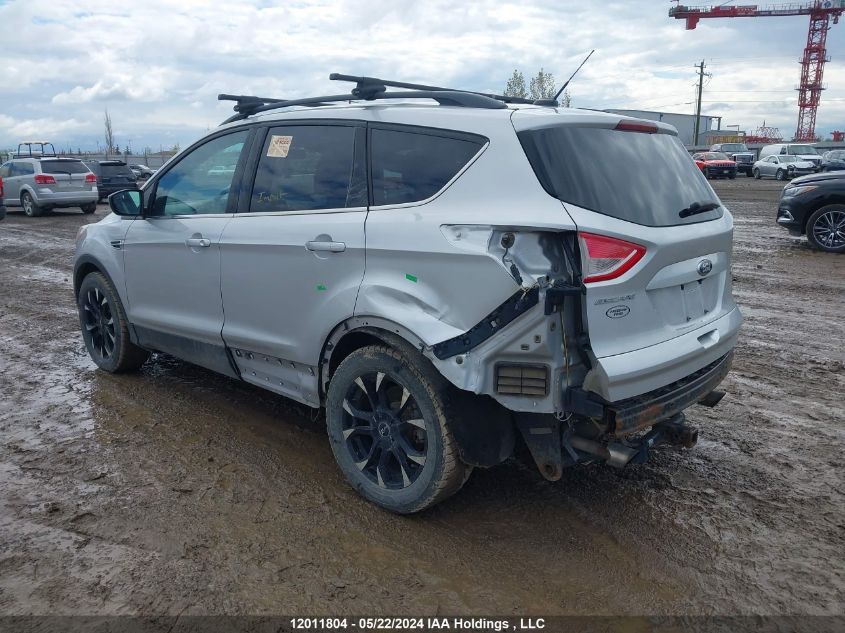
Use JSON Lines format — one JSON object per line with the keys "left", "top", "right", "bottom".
{"left": 0, "top": 157, "right": 98, "bottom": 216}
{"left": 73, "top": 75, "right": 742, "bottom": 513}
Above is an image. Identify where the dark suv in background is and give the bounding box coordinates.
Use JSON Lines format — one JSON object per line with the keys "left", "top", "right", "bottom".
{"left": 84, "top": 160, "right": 138, "bottom": 202}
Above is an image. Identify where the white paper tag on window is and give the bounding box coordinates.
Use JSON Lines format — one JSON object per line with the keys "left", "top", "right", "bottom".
{"left": 267, "top": 135, "right": 292, "bottom": 158}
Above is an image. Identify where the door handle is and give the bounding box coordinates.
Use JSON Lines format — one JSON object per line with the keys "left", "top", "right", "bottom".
{"left": 306, "top": 240, "right": 346, "bottom": 253}
{"left": 186, "top": 237, "right": 211, "bottom": 248}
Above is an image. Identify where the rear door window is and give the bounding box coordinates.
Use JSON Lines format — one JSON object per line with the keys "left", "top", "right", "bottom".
{"left": 518, "top": 126, "right": 723, "bottom": 227}
{"left": 248, "top": 124, "right": 365, "bottom": 212}
{"left": 370, "top": 127, "right": 485, "bottom": 206}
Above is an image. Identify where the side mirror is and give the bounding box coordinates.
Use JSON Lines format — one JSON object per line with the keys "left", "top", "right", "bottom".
{"left": 109, "top": 189, "right": 142, "bottom": 217}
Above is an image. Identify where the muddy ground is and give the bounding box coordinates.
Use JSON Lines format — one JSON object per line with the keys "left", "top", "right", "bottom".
{"left": 0, "top": 177, "right": 842, "bottom": 617}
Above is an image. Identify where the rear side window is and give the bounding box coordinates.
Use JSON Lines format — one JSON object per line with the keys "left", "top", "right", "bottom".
{"left": 40, "top": 160, "right": 89, "bottom": 174}
{"left": 0, "top": 163, "right": 9, "bottom": 178}
{"left": 249, "top": 125, "right": 364, "bottom": 213}
{"left": 518, "top": 126, "right": 723, "bottom": 227}
{"left": 12, "top": 163, "right": 34, "bottom": 176}
{"left": 370, "top": 128, "right": 484, "bottom": 206}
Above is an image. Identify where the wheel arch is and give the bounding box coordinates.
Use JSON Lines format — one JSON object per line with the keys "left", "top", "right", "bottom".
{"left": 74, "top": 254, "right": 121, "bottom": 299}
{"left": 319, "top": 316, "right": 516, "bottom": 469}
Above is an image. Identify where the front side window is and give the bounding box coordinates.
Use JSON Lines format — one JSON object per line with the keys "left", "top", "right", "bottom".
{"left": 152, "top": 130, "right": 249, "bottom": 216}
{"left": 370, "top": 128, "right": 485, "bottom": 206}
{"left": 249, "top": 125, "right": 362, "bottom": 213}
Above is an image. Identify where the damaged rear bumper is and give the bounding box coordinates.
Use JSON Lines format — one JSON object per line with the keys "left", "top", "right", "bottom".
{"left": 585, "top": 350, "right": 733, "bottom": 436}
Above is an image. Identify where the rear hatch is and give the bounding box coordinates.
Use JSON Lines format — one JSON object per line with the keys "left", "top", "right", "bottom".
{"left": 39, "top": 159, "right": 92, "bottom": 192}
{"left": 515, "top": 113, "right": 739, "bottom": 400}
{"left": 97, "top": 161, "right": 136, "bottom": 188}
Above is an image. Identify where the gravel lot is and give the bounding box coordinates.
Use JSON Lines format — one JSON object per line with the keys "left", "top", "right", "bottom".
{"left": 0, "top": 177, "right": 842, "bottom": 616}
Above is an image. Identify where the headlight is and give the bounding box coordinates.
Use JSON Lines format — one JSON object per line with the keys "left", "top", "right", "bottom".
{"left": 782, "top": 185, "right": 818, "bottom": 198}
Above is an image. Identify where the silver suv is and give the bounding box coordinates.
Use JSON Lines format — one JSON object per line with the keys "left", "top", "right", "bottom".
{"left": 73, "top": 75, "right": 742, "bottom": 513}
{"left": 0, "top": 157, "right": 99, "bottom": 216}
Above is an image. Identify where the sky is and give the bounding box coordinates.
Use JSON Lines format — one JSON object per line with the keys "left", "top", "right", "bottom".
{"left": 1, "top": 0, "right": 844, "bottom": 152}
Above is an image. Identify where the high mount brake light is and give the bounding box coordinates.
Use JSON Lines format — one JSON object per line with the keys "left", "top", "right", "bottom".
{"left": 615, "top": 120, "right": 658, "bottom": 134}
{"left": 34, "top": 174, "right": 56, "bottom": 185}
{"left": 578, "top": 232, "right": 647, "bottom": 284}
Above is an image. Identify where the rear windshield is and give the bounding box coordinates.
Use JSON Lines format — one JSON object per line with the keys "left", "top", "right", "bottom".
{"left": 101, "top": 164, "right": 135, "bottom": 177}
{"left": 518, "top": 126, "right": 722, "bottom": 227}
{"left": 40, "top": 160, "right": 89, "bottom": 174}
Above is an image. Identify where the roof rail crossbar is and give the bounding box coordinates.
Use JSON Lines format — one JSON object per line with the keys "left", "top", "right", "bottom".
{"left": 329, "top": 72, "right": 537, "bottom": 105}
{"left": 219, "top": 87, "right": 506, "bottom": 124}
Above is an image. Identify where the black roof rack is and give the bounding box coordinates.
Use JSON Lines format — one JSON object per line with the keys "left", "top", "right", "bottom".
{"left": 14, "top": 141, "right": 57, "bottom": 158}
{"left": 217, "top": 72, "right": 554, "bottom": 124}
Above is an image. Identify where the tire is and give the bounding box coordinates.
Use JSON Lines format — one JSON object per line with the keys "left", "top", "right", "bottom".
{"left": 746, "top": 169, "right": 754, "bottom": 177}
{"left": 753, "top": 168, "right": 761, "bottom": 179}
{"left": 326, "top": 344, "right": 471, "bottom": 514}
{"left": 806, "top": 204, "right": 845, "bottom": 253}
{"left": 704, "top": 168, "right": 711, "bottom": 179}
{"left": 729, "top": 174, "right": 736, "bottom": 180}
{"left": 776, "top": 169, "right": 786, "bottom": 181}
{"left": 81, "top": 203, "right": 96, "bottom": 214}
{"left": 77, "top": 272, "right": 150, "bottom": 372}
{"left": 21, "top": 191, "right": 42, "bottom": 217}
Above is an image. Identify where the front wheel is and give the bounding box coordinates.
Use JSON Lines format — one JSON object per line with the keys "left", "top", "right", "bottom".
{"left": 77, "top": 272, "right": 150, "bottom": 372}
{"left": 776, "top": 169, "right": 786, "bottom": 181}
{"left": 326, "top": 345, "right": 471, "bottom": 514}
{"left": 21, "top": 191, "right": 42, "bottom": 217}
{"left": 753, "top": 168, "right": 761, "bottom": 179}
{"left": 704, "top": 168, "right": 711, "bottom": 179}
{"left": 806, "top": 205, "right": 845, "bottom": 253}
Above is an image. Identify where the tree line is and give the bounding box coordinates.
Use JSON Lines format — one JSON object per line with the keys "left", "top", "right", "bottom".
{"left": 504, "top": 68, "right": 571, "bottom": 106}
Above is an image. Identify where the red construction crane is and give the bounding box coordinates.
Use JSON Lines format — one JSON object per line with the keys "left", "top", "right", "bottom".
{"left": 669, "top": 2, "right": 844, "bottom": 141}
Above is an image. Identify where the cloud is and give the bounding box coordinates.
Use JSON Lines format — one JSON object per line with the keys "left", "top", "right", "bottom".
{"left": 1, "top": 0, "right": 843, "bottom": 150}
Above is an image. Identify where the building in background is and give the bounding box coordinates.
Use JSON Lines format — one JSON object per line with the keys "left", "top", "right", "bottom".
{"left": 604, "top": 109, "right": 720, "bottom": 146}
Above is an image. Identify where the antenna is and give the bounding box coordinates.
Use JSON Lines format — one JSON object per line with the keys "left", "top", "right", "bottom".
{"left": 553, "top": 49, "right": 595, "bottom": 101}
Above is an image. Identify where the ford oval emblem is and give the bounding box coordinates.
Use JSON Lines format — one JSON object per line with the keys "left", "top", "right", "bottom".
{"left": 697, "top": 259, "right": 713, "bottom": 276}
{"left": 605, "top": 305, "right": 630, "bottom": 319}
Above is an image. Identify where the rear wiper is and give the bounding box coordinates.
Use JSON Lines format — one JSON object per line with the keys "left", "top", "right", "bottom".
{"left": 679, "top": 201, "right": 720, "bottom": 218}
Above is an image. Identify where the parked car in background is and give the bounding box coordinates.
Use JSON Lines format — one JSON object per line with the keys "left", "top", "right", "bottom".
{"left": 821, "top": 150, "right": 845, "bottom": 172}
{"left": 84, "top": 160, "right": 139, "bottom": 202}
{"left": 74, "top": 84, "right": 741, "bottom": 513}
{"left": 129, "top": 164, "right": 156, "bottom": 180}
{"left": 710, "top": 142, "right": 755, "bottom": 176}
{"left": 776, "top": 172, "right": 845, "bottom": 253}
{"left": 692, "top": 152, "right": 737, "bottom": 179}
{"left": 0, "top": 157, "right": 98, "bottom": 216}
{"left": 759, "top": 143, "right": 822, "bottom": 171}
{"left": 753, "top": 155, "right": 816, "bottom": 181}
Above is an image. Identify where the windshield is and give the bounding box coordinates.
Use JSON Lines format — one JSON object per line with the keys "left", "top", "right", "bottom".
{"left": 788, "top": 145, "right": 818, "bottom": 155}
{"left": 40, "top": 160, "right": 89, "bottom": 174}
{"left": 721, "top": 144, "right": 748, "bottom": 152}
{"left": 518, "top": 126, "right": 722, "bottom": 227}
{"left": 779, "top": 156, "right": 798, "bottom": 163}
{"left": 825, "top": 151, "right": 844, "bottom": 160}
{"left": 705, "top": 152, "right": 730, "bottom": 161}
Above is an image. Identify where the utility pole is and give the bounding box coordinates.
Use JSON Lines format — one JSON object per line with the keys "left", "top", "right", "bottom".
{"left": 693, "top": 60, "right": 706, "bottom": 146}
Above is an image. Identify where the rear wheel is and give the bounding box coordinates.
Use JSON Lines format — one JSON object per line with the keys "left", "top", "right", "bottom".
{"left": 326, "top": 344, "right": 471, "bottom": 514}
{"left": 776, "top": 169, "right": 786, "bottom": 181}
{"left": 21, "top": 191, "right": 42, "bottom": 217}
{"left": 77, "top": 272, "right": 150, "bottom": 372}
{"left": 81, "top": 203, "right": 96, "bottom": 214}
{"left": 806, "top": 205, "right": 845, "bottom": 253}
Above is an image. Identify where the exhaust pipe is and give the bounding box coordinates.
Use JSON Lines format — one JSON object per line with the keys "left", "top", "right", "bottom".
{"left": 569, "top": 436, "right": 638, "bottom": 469}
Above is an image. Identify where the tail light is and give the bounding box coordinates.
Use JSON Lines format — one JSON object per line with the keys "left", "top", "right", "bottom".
{"left": 578, "top": 232, "right": 646, "bottom": 284}
{"left": 34, "top": 174, "right": 56, "bottom": 185}
{"left": 615, "top": 120, "right": 658, "bottom": 134}
{"left": 0, "top": 177, "right": 4, "bottom": 198}
{"left": 85, "top": 174, "right": 97, "bottom": 183}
